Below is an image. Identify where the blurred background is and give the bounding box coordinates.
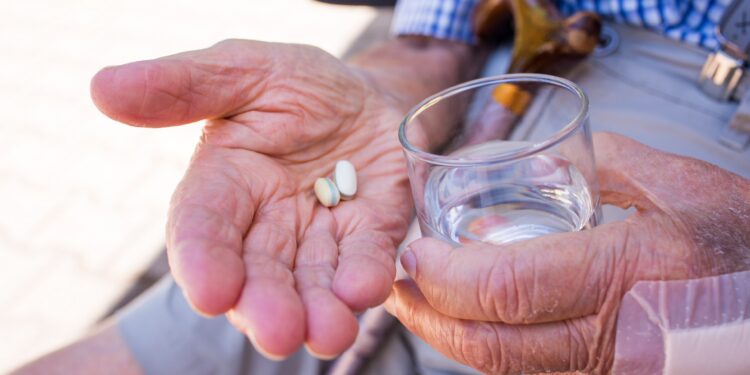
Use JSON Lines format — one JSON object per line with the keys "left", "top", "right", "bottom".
{"left": 0, "top": 1, "right": 391, "bottom": 371}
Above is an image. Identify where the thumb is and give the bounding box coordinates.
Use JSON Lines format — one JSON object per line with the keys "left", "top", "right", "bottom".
{"left": 593, "top": 132, "right": 747, "bottom": 215}
{"left": 90, "top": 39, "right": 274, "bottom": 127}
{"left": 593, "top": 132, "right": 665, "bottom": 211}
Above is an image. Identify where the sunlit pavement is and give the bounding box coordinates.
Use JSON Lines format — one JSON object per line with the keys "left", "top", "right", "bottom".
{"left": 0, "top": 1, "right": 388, "bottom": 371}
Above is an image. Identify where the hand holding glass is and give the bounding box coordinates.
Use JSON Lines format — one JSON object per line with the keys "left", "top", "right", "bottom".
{"left": 399, "top": 74, "right": 600, "bottom": 246}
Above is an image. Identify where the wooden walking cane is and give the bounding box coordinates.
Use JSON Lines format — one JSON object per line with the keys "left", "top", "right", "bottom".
{"left": 462, "top": 0, "right": 602, "bottom": 146}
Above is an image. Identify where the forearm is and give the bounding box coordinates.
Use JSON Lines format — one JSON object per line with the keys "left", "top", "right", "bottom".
{"left": 10, "top": 323, "right": 143, "bottom": 375}
{"left": 349, "top": 36, "right": 488, "bottom": 109}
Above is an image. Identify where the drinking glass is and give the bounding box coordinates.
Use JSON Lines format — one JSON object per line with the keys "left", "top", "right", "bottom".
{"left": 399, "top": 73, "right": 600, "bottom": 246}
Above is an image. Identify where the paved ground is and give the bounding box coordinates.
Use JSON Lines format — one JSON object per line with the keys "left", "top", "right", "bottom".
{"left": 0, "top": 1, "right": 390, "bottom": 371}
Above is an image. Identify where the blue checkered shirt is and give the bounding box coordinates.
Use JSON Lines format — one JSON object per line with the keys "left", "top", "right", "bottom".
{"left": 391, "top": 0, "right": 733, "bottom": 50}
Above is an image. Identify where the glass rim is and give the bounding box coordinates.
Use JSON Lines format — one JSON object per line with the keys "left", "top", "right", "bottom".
{"left": 398, "top": 73, "right": 589, "bottom": 167}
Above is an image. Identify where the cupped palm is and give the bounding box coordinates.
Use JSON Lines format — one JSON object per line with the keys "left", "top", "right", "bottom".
{"left": 91, "top": 40, "right": 415, "bottom": 358}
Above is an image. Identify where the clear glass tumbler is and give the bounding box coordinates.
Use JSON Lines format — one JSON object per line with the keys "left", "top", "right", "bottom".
{"left": 399, "top": 74, "right": 600, "bottom": 246}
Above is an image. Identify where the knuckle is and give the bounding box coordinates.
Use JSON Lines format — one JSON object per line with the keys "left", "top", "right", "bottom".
{"left": 427, "top": 282, "right": 456, "bottom": 314}
{"left": 294, "top": 43, "right": 327, "bottom": 57}
{"left": 482, "top": 256, "right": 525, "bottom": 323}
{"left": 564, "top": 319, "right": 591, "bottom": 370}
{"left": 213, "top": 38, "right": 246, "bottom": 49}
{"left": 567, "top": 316, "right": 615, "bottom": 373}
{"left": 448, "top": 321, "right": 504, "bottom": 374}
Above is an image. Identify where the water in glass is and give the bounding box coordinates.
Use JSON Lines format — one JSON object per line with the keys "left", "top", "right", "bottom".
{"left": 423, "top": 141, "right": 596, "bottom": 246}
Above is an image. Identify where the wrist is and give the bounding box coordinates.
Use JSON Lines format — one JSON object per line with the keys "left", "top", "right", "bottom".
{"left": 348, "top": 36, "right": 488, "bottom": 107}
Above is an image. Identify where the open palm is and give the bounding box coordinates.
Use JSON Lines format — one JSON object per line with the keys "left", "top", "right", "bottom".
{"left": 91, "top": 40, "right": 414, "bottom": 358}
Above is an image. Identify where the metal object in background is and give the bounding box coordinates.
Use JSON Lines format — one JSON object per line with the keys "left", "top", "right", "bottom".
{"left": 722, "top": 73, "right": 750, "bottom": 151}
{"left": 700, "top": 50, "right": 746, "bottom": 101}
{"left": 719, "top": 121, "right": 750, "bottom": 150}
{"left": 702, "top": 0, "right": 750, "bottom": 149}
{"left": 700, "top": 0, "right": 750, "bottom": 101}
{"left": 592, "top": 25, "right": 620, "bottom": 57}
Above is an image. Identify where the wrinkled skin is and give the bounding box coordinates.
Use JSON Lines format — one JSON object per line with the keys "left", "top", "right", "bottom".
{"left": 91, "top": 40, "right": 415, "bottom": 358}
{"left": 386, "top": 132, "right": 750, "bottom": 374}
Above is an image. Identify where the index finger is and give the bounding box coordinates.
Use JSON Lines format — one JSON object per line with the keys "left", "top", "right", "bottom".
{"left": 90, "top": 39, "right": 273, "bottom": 127}
{"left": 400, "top": 222, "right": 631, "bottom": 324}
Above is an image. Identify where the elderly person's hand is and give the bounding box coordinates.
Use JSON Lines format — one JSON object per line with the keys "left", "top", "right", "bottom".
{"left": 386, "top": 132, "right": 750, "bottom": 374}
{"left": 90, "top": 38, "right": 480, "bottom": 359}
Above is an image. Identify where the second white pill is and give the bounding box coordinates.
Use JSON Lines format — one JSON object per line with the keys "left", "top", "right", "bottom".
{"left": 333, "top": 160, "right": 357, "bottom": 200}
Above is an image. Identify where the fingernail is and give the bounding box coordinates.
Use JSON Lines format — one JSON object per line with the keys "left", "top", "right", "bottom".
{"left": 383, "top": 293, "right": 396, "bottom": 315}
{"left": 247, "top": 330, "right": 288, "bottom": 361}
{"left": 400, "top": 249, "right": 417, "bottom": 276}
{"left": 180, "top": 289, "right": 213, "bottom": 318}
{"left": 304, "top": 344, "right": 338, "bottom": 360}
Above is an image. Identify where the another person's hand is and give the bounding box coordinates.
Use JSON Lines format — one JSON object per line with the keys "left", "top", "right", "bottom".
{"left": 91, "top": 38, "right": 478, "bottom": 359}
{"left": 386, "top": 132, "right": 750, "bottom": 374}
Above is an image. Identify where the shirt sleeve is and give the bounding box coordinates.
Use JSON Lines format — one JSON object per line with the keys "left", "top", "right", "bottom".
{"left": 612, "top": 270, "right": 750, "bottom": 374}
{"left": 390, "top": 0, "right": 481, "bottom": 44}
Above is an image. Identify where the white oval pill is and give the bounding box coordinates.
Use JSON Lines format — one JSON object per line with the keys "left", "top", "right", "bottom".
{"left": 333, "top": 160, "right": 357, "bottom": 200}
{"left": 314, "top": 177, "right": 340, "bottom": 207}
